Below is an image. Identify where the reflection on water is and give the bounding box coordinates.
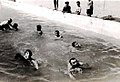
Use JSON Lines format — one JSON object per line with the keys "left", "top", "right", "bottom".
{"left": 1, "top": 5, "right": 120, "bottom": 82}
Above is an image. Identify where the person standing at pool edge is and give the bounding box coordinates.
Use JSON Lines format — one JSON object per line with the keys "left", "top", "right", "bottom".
{"left": 76, "top": 1, "right": 82, "bottom": 15}
{"left": 86, "top": 0, "right": 93, "bottom": 17}
{"left": 62, "top": 1, "right": 71, "bottom": 13}
{"left": 54, "top": 0, "right": 59, "bottom": 10}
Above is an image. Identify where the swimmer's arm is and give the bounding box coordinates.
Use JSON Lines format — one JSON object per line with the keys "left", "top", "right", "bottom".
{"left": 9, "top": 23, "right": 14, "bottom": 30}
{"left": 69, "top": 68, "right": 76, "bottom": 80}
{"left": 69, "top": 73, "right": 76, "bottom": 80}
{"left": 9, "top": 23, "right": 13, "bottom": 27}
{"left": 30, "top": 60, "right": 39, "bottom": 70}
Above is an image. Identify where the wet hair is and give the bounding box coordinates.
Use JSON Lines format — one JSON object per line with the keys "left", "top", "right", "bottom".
{"left": 72, "top": 41, "right": 77, "bottom": 47}
{"left": 76, "top": 1, "right": 80, "bottom": 4}
{"left": 24, "top": 49, "right": 33, "bottom": 59}
{"left": 69, "top": 58, "right": 79, "bottom": 66}
{"left": 37, "top": 25, "right": 42, "bottom": 31}
{"left": 65, "top": 1, "right": 69, "bottom": 4}
{"left": 55, "top": 30, "right": 59, "bottom": 33}
{"left": 55, "top": 30, "right": 60, "bottom": 37}
{"left": 69, "top": 58, "right": 80, "bottom": 69}
{"left": 8, "top": 18, "right": 12, "bottom": 24}
{"left": 13, "top": 23, "right": 18, "bottom": 31}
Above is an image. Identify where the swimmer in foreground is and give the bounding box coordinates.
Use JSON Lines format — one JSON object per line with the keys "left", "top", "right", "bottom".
{"left": 68, "top": 58, "right": 90, "bottom": 80}
{"left": 0, "top": 18, "right": 18, "bottom": 31}
{"left": 36, "top": 25, "right": 43, "bottom": 36}
{"left": 68, "top": 58, "right": 83, "bottom": 80}
{"left": 54, "top": 30, "right": 63, "bottom": 40}
{"left": 15, "top": 49, "right": 39, "bottom": 70}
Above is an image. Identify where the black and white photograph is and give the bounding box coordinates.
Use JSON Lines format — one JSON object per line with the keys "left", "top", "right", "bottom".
{"left": 0, "top": 0, "right": 120, "bottom": 82}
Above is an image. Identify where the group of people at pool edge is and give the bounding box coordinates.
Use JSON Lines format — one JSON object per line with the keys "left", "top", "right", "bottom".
{"left": 12, "top": 0, "right": 93, "bottom": 17}
{"left": 0, "top": 18, "right": 91, "bottom": 80}
{"left": 54, "top": 0, "right": 93, "bottom": 16}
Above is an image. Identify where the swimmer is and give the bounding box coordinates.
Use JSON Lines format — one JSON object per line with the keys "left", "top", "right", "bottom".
{"left": 68, "top": 58, "right": 90, "bottom": 79}
{"left": 0, "top": 18, "right": 18, "bottom": 31}
{"left": 54, "top": 30, "right": 63, "bottom": 39}
{"left": 68, "top": 58, "right": 83, "bottom": 80}
{"left": 72, "top": 41, "right": 82, "bottom": 48}
{"left": 15, "top": 49, "right": 39, "bottom": 70}
{"left": 36, "top": 25, "right": 43, "bottom": 35}
{"left": 12, "top": 23, "right": 18, "bottom": 31}
{"left": 0, "top": 18, "right": 13, "bottom": 31}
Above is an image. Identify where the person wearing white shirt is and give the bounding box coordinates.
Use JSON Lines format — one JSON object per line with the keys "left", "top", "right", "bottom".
{"left": 76, "top": 1, "right": 82, "bottom": 15}
{"left": 86, "top": 0, "right": 93, "bottom": 17}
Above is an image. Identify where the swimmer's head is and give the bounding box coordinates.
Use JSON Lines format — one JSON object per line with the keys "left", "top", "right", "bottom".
{"left": 55, "top": 30, "right": 60, "bottom": 37}
{"left": 13, "top": 23, "right": 18, "bottom": 31}
{"left": 24, "top": 49, "right": 32, "bottom": 59}
{"left": 37, "top": 25, "right": 42, "bottom": 31}
{"left": 72, "top": 41, "right": 77, "bottom": 47}
{"left": 69, "top": 58, "right": 79, "bottom": 66}
{"left": 72, "top": 41, "right": 81, "bottom": 48}
{"left": 8, "top": 18, "right": 12, "bottom": 24}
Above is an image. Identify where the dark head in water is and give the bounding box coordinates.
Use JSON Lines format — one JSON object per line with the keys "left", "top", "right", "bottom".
{"left": 13, "top": 23, "right": 18, "bottom": 31}
{"left": 8, "top": 18, "right": 12, "bottom": 24}
{"left": 72, "top": 41, "right": 81, "bottom": 48}
{"left": 36, "top": 25, "right": 43, "bottom": 35}
{"left": 37, "top": 25, "right": 42, "bottom": 31}
{"left": 55, "top": 30, "right": 60, "bottom": 37}
{"left": 54, "top": 30, "right": 63, "bottom": 39}
{"left": 24, "top": 49, "right": 33, "bottom": 60}
{"left": 69, "top": 58, "right": 80, "bottom": 69}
